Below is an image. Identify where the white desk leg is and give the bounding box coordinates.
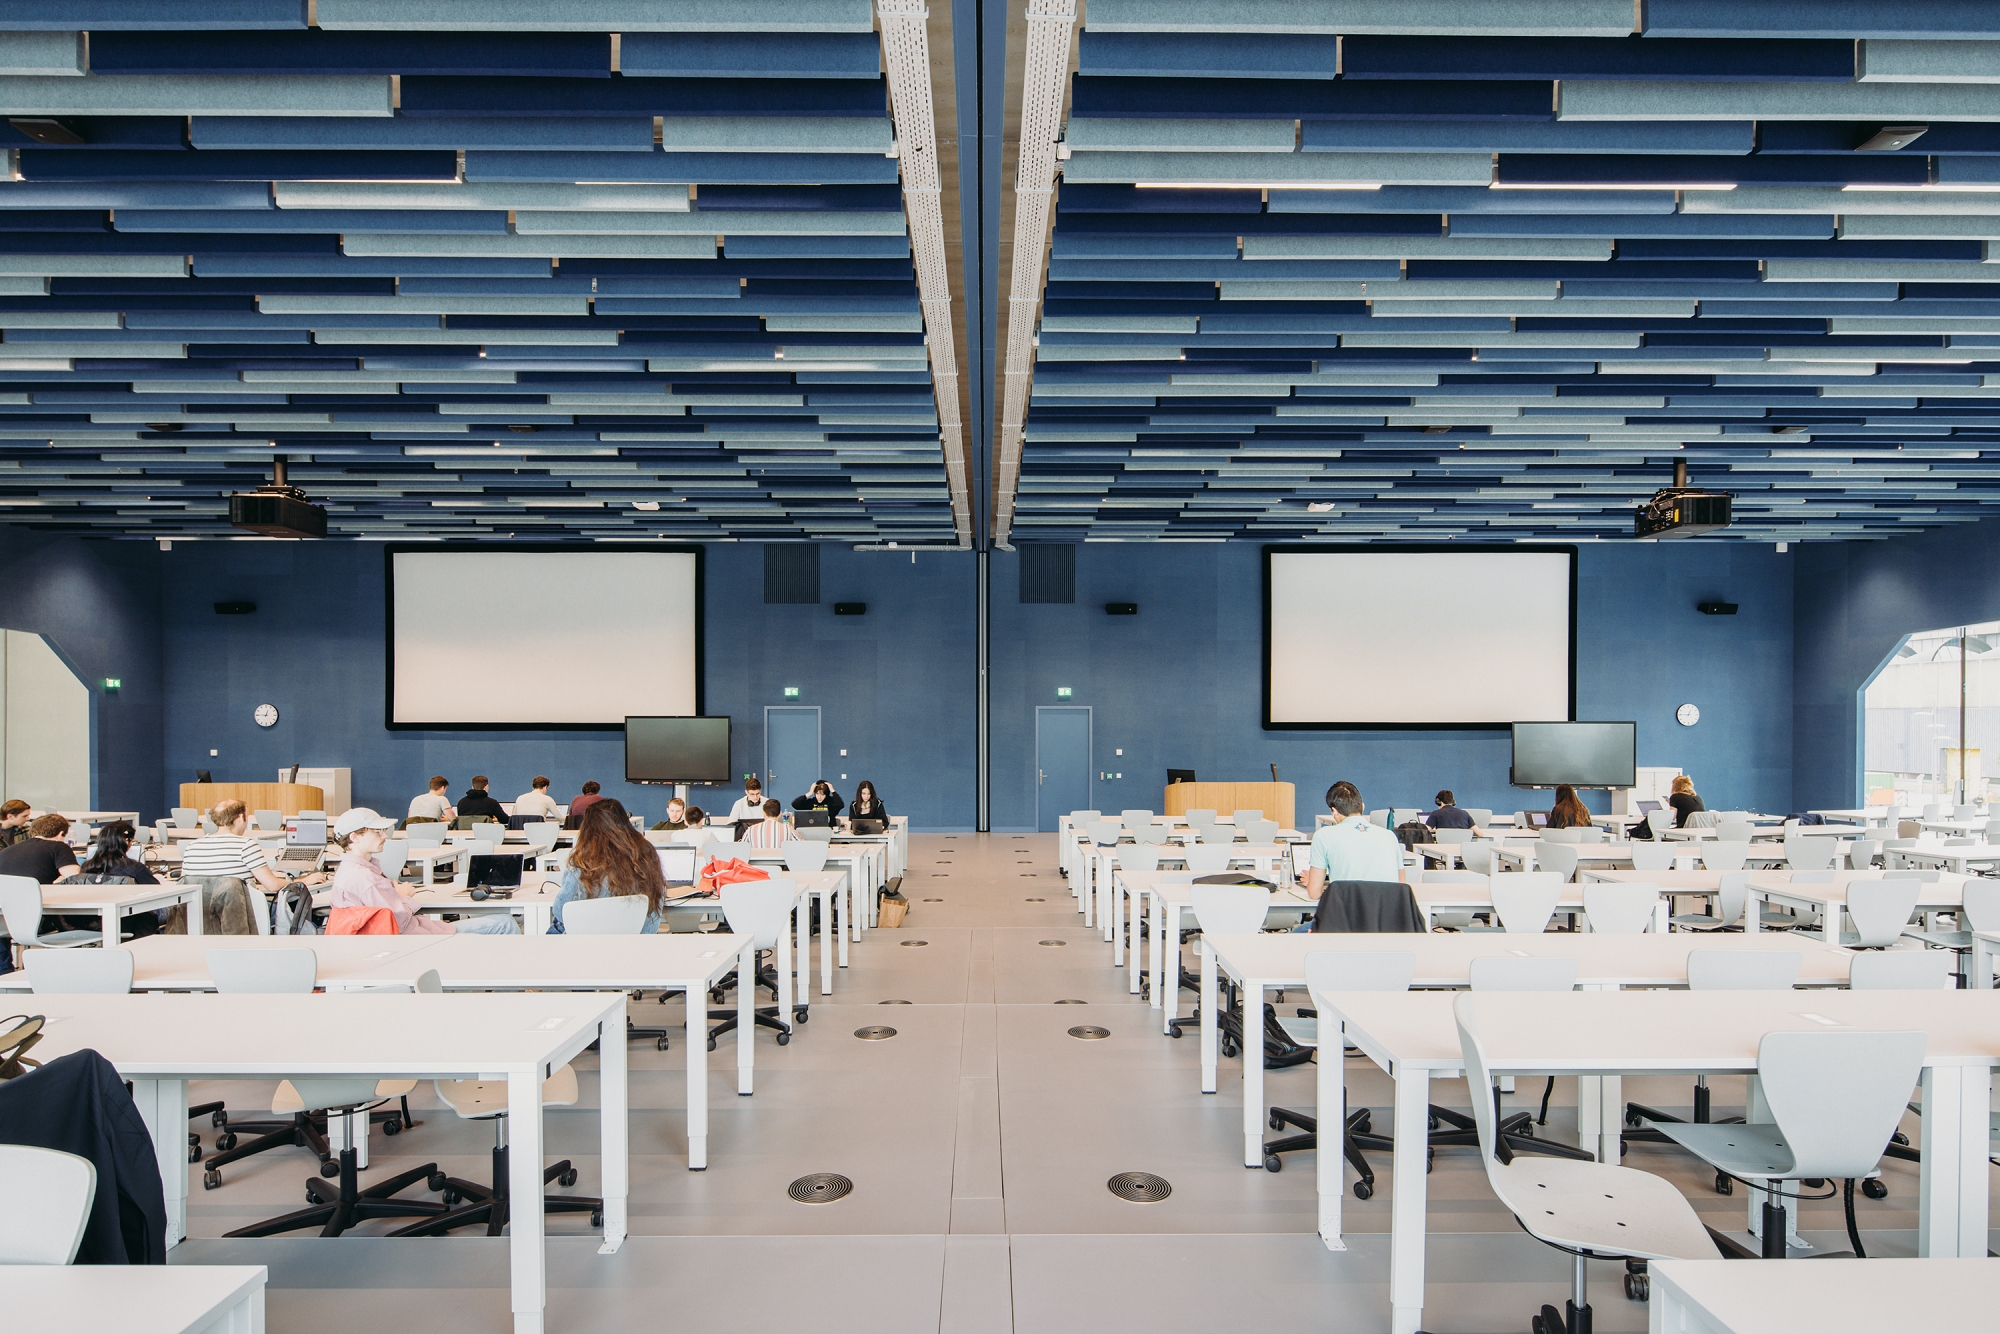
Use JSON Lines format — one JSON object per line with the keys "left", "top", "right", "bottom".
{"left": 1819, "top": 903, "right": 1838, "bottom": 945}
{"left": 1917, "top": 1063, "right": 1990, "bottom": 1256}
{"left": 1652, "top": 898, "right": 1669, "bottom": 934}
{"left": 736, "top": 941, "right": 755, "bottom": 1096}
{"left": 686, "top": 974, "right": 709, "bottom": 1169}
{"left": 1316, "top": 1028, "right": 1345, "bottom": 1251}
{"left": 1240, "top": 978, "right": 1265, "bottom": 1167}
{"left": 1200, "top": 940, "right": 1219, "bottom": 1094}
{"left": 1597, "top": 1075, "right": 1623, "bottom": 1165}
{"left": 1128, "top": 889, "right": 1143, "bottom": 995}
{"left": 1744, "top": 891, "right": 1762, "bottom": 934}
{"left": 851, "top": 865, "right": 864, "bottom": 942}
{"left": 1388, "top": 1067, "right": 1432, "bottom": 1334}
{"left": 99, "top": 909, "right": 118, "bottom": 948}
{"left": 793, "top": 897, "right": 808, "bottom": 1016}
{"left": 1110, "top": 868, "right": 1123, "bottom": 958}
{"left": 776, "top": 918, "right": 794, "bottom": 1030}
{"left": 1975, "top": 934, "right": 1995, "bottom": 990}
{"left": 131, "top": 1077, "right": 187, "bottom": 1248}
{"left": 186, "top": 889, "right": 204, "bottom": 937}
{"left": 1167, "top": 904, "right": 1185, "bottom": 1030}
{"left": 836, "top": 875, "right": 849, "bottom": 972}
{"left": 1151, "top": 894, "right": 1167, "bottom": 1018}
{"left": 598, "top": 1009, "right": 628, "bottom": 1251}
{"left": 507, "top": 1069, "right": 547, "bottom": 1334}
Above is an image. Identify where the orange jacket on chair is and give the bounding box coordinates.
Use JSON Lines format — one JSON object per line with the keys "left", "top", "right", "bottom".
{"left": 325, "top": 905, "right": 396, "bottom": 935}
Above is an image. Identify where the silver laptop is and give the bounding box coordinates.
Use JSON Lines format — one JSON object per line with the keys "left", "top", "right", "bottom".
{"left": 658, "top": 847, "right": 697, "bottom": 884}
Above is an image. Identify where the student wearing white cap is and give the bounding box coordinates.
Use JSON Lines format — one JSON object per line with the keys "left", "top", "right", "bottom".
{"left": 327, "top": 807, "right": 518, "bottom": 935}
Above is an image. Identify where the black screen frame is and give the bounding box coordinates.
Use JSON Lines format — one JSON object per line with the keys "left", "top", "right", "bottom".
{"left": 384, "top": 542, "right": 704, "bottom": 731}
{"left": 624, "top": 715, "right": 733, "bottom": 785}
{"left": 1509, "top": 721, "right": 1637, "bottom": 789}
{"left": 1261, "top": 543, "right": 1578, "bottom": 731}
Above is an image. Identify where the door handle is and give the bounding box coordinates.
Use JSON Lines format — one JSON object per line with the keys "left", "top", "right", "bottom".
{"left": 1038, "top": 770, "right": 1045, "bottom": 784}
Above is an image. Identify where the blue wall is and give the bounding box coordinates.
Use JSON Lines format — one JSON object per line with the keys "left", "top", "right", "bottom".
{"left": 159, "top": 542, "right": 979, "bottom": 829}
{"left": 1793, "top": 514, "right": 2000, "bottom": 812}
{"left": 0, "top": 525, "right": 163, "bottom": 818}
{"left": 986, "top": 541, "right": 1794, "bottom": 830}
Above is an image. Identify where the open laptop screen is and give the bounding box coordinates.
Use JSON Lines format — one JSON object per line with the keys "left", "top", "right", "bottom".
{"left": 466, "top": 853, "right": 524, "bottom": 889}
{"left": 659, "top": 847, "right": 697, "bottom": 884}
{"left": 1636, "top": 800, "right": 1661, "bottom": 814}
{"left": 286, "top": 818, "right": 327, "bottom": 846}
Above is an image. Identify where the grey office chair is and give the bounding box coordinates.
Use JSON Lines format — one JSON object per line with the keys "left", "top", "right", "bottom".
{"left": 0, "top": 1145, "right": 96, "bottom": 1263}
{"left": 1264, "top": 951, "right": 1415, "bottom": 1192}
{"left": 1457, "top": 995, "right": 1719, "bottom": 1333}
{"left": 1580, "top": 883, "right": 1656, "bottom": 935}
{"left": 1461, "top": 954, "right": 1587, "bottom": 1145}
{"left": 563, "top": 895, "right": 673, "bottom": 1051}
{"left": 24, "top": 947, "right": 133, "bottom": 994}
{"left": 1840, "top": 878, "right": 1923, "bottom": 948}
{"left": 1902, "top": 879, "right": 2000, "bottom": 980}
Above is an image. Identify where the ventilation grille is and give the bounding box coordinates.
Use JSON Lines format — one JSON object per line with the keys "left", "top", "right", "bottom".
{"left": 763, "top": 544, "right": 821, "bottom": 604}
{"left": 877, "top": 0, "right": 971, "bottom": 546}
{"left": 1019, "top": 543, "right": 1076, "bottom": 603}
{"left": 994, "top": 0, "right": 1081, "bottom": 547}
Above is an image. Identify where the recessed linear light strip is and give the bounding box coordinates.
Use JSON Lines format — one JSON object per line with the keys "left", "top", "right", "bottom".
{"left": 877, "top": 0, "right": 971, "bottom": 546}
{"left": 994, "top": 0, "right": 1079, "bottom": 549}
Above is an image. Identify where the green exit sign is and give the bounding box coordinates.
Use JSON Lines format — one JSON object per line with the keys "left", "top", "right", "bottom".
{"left": 102, "top": 677, "right": 121, "bottom": 692}
{"left": 1056, "top": 686, "right": 1073, "bottom": 698}
{"left": 783, "top": 686, "right": 800, "bottom": 698}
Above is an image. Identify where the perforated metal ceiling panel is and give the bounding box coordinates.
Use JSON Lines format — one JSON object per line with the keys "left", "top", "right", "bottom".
{"left": 0, "top": 1, "right": 962, "bottom": 543}
{"left": 999, "top": 2, "right": 2000, "bottom": 545}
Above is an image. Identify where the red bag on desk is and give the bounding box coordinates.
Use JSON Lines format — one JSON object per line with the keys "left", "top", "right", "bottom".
{"left": 326, "top": 906, "right": 396, "bottom": 936}
{"left": 698, "top": 856, "right": 769, "bottom": 896}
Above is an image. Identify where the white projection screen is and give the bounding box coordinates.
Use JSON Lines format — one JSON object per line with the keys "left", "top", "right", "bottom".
{"left": 388, "top": 546, "right": 701, "bottom": 727}
{"left": 1264, "top": 546, "right": 1574, "bottom": 728}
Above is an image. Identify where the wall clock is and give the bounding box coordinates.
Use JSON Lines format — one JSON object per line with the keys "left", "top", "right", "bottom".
{"left": 254, "top": 703, "right": 279, "bottom": 728}
{"left": 1675, "top": 703, "right": 1700, "bottom": 727}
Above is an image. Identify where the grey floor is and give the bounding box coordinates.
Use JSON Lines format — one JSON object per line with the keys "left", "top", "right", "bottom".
{"left": 173, "top": 834, "right": 1983, "bottom": 1332}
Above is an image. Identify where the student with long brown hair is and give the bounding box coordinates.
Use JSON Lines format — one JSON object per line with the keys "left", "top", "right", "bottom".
{"left": 548, "top": 798, "right": 665, "bottom": 934}
{"left": 1546, "top": 784, "right": 1592, "bottom": 830}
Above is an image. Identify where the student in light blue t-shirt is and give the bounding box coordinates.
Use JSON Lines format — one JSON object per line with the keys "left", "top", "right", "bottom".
{"left": 1302, "top": 780, "right": 1406, "bottom": 899}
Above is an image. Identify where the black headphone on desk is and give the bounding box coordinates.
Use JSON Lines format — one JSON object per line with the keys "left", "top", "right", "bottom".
{"left": 469, "top": 887, "right": 490, "bottom": 901}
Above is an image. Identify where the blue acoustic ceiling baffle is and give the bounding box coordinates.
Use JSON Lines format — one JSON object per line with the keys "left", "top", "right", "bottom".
{"left": 0, "top": 1, "right": 954, "bottom": 544}
{"left": 1006, "top": 10, "right": 2000, "bottom": 544}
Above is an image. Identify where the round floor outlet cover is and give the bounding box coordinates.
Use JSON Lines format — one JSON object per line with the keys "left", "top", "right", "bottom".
{"left": 922, "top": 897, "right": 943, "bottom": 902}
{"left": 1039, "top": 939, "right": 1067, "bottom": 947}
{"left": 1068, "top": 1025, "right": 1111, "bottom": 1040}
{"left": 877, "top": 999, "right": 913, "bottom": 1005}
{"left": 1107, "top": 1171, "right": 1172, "bottom": 1203}
{"left": 900, "top": 940, "right": 929, "bottom": 947}
{"left": 1054, "top": 999, "right": 1087, "bottom": 1005}
{"left": 853, "top": 1025, "right": 898, "bottom": 1040}
{"left": 1024, "top": 897, "right": 1045, "bottom": 901}
{"left": 788, "top": 1172, "right": 854, "bottom": 1204}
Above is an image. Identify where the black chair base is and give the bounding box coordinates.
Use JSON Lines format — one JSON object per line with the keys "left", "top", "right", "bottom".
{"left": 706, "top": 1006, "right": 791, "bottom": 1048}
{"left": 388, "top": 1143, "right": 601, "bottom": 1237}
{"left": 1262, "top": 1105, "right": 1408, "bottom": 1198}
{"left": 201, "top": 1096, "right": 419, "bottom": 1187}
{"left": 224, "top": 1147, "right": 447, "bottom": 1238}
{"left": 1428, "top": 1104, "right": 1596, "bottom": 1165}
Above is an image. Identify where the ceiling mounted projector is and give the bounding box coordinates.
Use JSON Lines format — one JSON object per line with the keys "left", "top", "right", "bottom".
{"left": 1635, "top": 460, "right": 1732, "bottom": 540}
{"left": 229, "top": 457, "right": 326, "bottom": 539}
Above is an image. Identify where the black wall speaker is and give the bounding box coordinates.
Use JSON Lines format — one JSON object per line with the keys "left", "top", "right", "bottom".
{"left": 213, "top": 601, "right": 257, "bottom": 615}
{"left": 1105, "top": 602, "right": 1138, "bottom": 616}
{"left": 834, "top": 602, "right": 867, "bottom": 616}
{"left": 1697, "top": 601, "right": 1738, "bottom": 615}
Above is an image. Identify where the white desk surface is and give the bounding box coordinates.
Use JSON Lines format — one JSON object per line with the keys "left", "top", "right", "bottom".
{"left": 0, "top": 934, "right": 447, "bottom": 991}
{"left": 1204, "top": 930, "right": 1855, "bottom": 989}
{"left": 8, "top": 1263, "right": 267, "bottom": 1334}
{"left": 40, "top": 881, "right": 199, "bottom": 914}
{"left": 1746, "top": 869, "right": 1969, "bottom": 906}
{"left": 1648, "top": 1257, "right": 2000, "bottom": 1334}
{"left": 1577, "top": 868, "right": 1734, "bottom": 890}
{"left": 1900, "top": 839, "right": 2000, "bottom": 864}
{"left": 332, "top": 931, "right": 752, "bottom": 992}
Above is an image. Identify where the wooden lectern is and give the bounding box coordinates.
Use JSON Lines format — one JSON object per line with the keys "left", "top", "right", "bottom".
{"left": 1163, "top": 781, "right": 1295, "bottom": 832}
{"left": 179, "top": 783, "right": 326, "bottom": 819}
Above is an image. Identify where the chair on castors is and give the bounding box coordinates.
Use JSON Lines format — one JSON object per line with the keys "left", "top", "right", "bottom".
{"left": 385, "top": 970, "right": 602, "bottom": 1237}
{"left": 705, "top": 879, "right": 801, "bottom": 1049}
{"left": 1902, "top": 880, "right": 2000, "bottom": 981}
{"left": 1623, "top": 948, "right": 1802, "bottom": 1187}
{"left": 24, "top": 948, "right": 133, "bottom": 994}
{"left": 0, "top": 1145, "right": 96, "bottom": 1263}
{"left": 1649, "top": 1027, "right": 1925, "bottom": 1261}
{"left": 1697, "top": 842, "right": 1750, "bottom": 874}
{"left": 1670, "top": 870, "right": 1752, "bottom": 933}
{"left": 1839, "top": 878, "right": 1923, "bottom": 949}
{"left": 1850, "top": 951, "right": 1980, "bottom": 1203}
{"left": 197, "top": 948, "right": 422, "bottom": 1190}
{"left": 1629, "top": 843, "right": 1676, "bottom": 872}
{"left": 1425, "top": 955, "right": 1596, "bottom": 1166}
{"left": 1167, "top": 881, "right": 1272, "bottom": 1047}
{"left": 563, "top": 895, "right": 673, "bottom": 1051}
{"left": 1466, "top": 871, "right": 1565, "bottom": 934}
{"left": 1184, "top": 844, "right": 1234, "bottom": 873}
{"left": 1580, "top": 883, "right": 1657, "bottom": 935}
{"left": 1457, "top": 996, "right": 1720, "bottom": 1334}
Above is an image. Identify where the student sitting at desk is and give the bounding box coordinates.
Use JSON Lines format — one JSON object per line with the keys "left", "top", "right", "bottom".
{"left": 456, "top": 776, "right": 507, "bottom": 826}
{"left": 726, "top": 777, "right": 766, "bottom": 823}
{"left": 549, "top": 799, "right": 663, "bottom": 934}
{"left": 182, "top": 800, "right": 329, "bottom": 935}
{"left": 407, "top": 776, "right": 454, "bottom": 824}
{"left": 847, "top": 780, "right": 888, "bottom": 826}
{"left": 327, "top": 808, "right": 517, "bottom": 935}
{"left": 652, "top": 797, "right": 688, "bottom": 831}
{"left": 1301, "top": 781, "right": 1406, "bottom": 898}
{"left": 68, "top": 819, "right": 164, "bottom": 939}
{"left": 1546, "top": 784, "right": 1592, "bottom": 830}
{"left": 1423, "top": 789, "right": 1475, "bottom": 830}
{"left": 676, "top": 806, "right": 708, "bottom": 842}
{"left": 739, "top": 799, "right": 790, "bottom": 850}
{"left": 0, "top": 798, "right": 31, "bottom": 848}
{"left": 1668, "top": 774, "right": 1705, "bottom": 827}
{"left": 513, "top": 775, "right": 562, "bottom": 821}
{"left": 567, "top": 780, "right": 605, "bottom": 823}
{"left": 0, "top": 812, "right": 81, "bottom": 885}
{"left": 791, "top": 779, "right": 844, "bottom": 821}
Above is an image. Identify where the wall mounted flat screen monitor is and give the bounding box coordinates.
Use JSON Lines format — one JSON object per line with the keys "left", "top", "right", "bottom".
{"left": 1510, "top": 721, "right": 1637, "bottom": 789}
{"left": 387, "top": 545, "right": 701, "bottom": 728}
{"left": 626, "top": 716, "right": 732, "bottom": 785}
{"left": 1264, "top": 545, "right": 1575, "bottom": 728}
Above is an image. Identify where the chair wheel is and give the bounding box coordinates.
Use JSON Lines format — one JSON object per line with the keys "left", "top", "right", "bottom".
{"left": 320, "top": 1160, "right": 339, "bottom": 1179}
{"left": 428, "top": 1172, "right": 447, "bottom": 1192}
{"left": 559, "top": 1168, "right": 578, "bottom": 1187}
{"left": 591, "top": 1212, "right": 604, "bottom": 1227}
{"left": 382, "top": 1119, "right": 401, "bottom": 1136}
{"left": 776, "top": 1031, "right": 790, "bottom": 1046}
{"left": 1863, "top": 1178, "right": 1888, "bottom": 1200}
{"left": 442, "top": 1189, "right": 461, "bottom": 1206}
{"left": 212, "top": 1110, "right": 229, "bottom": 1128}
{"left": 707, "top": 1038, "right": 717, "bottom": 1051}
{"left": 656, "top": 1037, "right": 670, "bottom": 1051}
{"left": 1516, "top": 1122, "right": 1535, "bottom": 1138}
{"left": 1715, "top": 1172, "right": 1733, "bottom": 1195}
{"left": 1352, "top": 1180, "right": 1372, "bottom": 1200}
{"left": 203, "top": 1169, "right": 221, "bottom": 1191}
{"left": 1166, "top": 1025, "right": 1182, "bottom": 1039}
{"left": 216, "top": 1133, "right": 237, "bottom": 1151}
{"left": 189, "top": 1145, "right": 202, "bottom": 1163}
{"left": 1625, "top": 1271, "right": 1649, "bottom": 1302}
{"left": 1624, "top": 1109, "right": 1643, "bottom": 1128}
{"left": 1354, "top": 1111, "right": 1371, "bottom": 1135}
{"left": 794, "top": 1009, "right": 808, "bottom": 1023}
{"left": 1269, "top": 1112, "right": 1285, "bottom": 1131}
{"left": 1221, "top": 1040, "right": 1238, "bottom": 1058}
{"left": 1264, "top": 1155, "right": 1282, "bottom": 1173}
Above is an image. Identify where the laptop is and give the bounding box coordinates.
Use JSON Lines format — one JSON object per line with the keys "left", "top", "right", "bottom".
{"left": 658, "top": 846, "right": 697, "bottom": 885}
{"left": 1636, "top": 800, "right": 1662, "bottom": 814}
{"left": 465, "top": 853, "right": 524, "bottom": 891}
{"left": 794, "top": 809, "right": 831, "bottom": 828}
{"left": 278, "top": 817, "right": 326, "bottom": 865}
{"left": 1526, "top": 811, "right": 1549, "bottom": 828}
{"left": 849, "top": 818, "right": 886, "bottom": 835}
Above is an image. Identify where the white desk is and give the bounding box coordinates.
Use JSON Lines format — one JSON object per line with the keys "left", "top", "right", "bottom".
{"left": 1648, "top": 1257, "right": 2000, "bottom": 1334}
{"left": 1412, "top": 878, "right": 1672, "bottom": 934}
{"left": 10, "top": 1263, "right": 267, "bottom": 1334}
{"left": 1809, "top": 807, "right": 1896, "bottom": 827}
{"left": 1103, "top": 843, "right": 1292, "bottom": 960}
{"left": 1897, "top": 839, "right": 2000, "bottom": 874}
{"left": 29, "top": 991, "right": 624, "bottom": 1334}
{"left": 1111, "top": 865, "right": 1311, "bottom": 1022}
{"left": 740, "top": 848, "right": 864, "bottom": 953}
{"left": 1202, "top": 931, "right": 1854, "bottom": 1167}
{"left": 1492, "top": 842, "right": 1641, "bottom": 872}
{"left": 1316, "top": 987, "right": 2000, "bottom": 1334}
{"left": 0, "top": 934, "right": 445, "bottom": 992}
{"left": 1919, "top": 817, "right": 1994, "bottom": 838}
{"left": 407, "top": 872, "right": 562, "bottom": 935}
{"left": 402, "top": 843, "right": 471, "bottom": 884}
{"left": 1746, "top": 869, "right": 1970, "bottom": 943}
{"left": 41, "top": 880, "right": 203, "bottom": 946}
{"left": 1970, "top": 929, "right": 2000, "bottom": 990}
